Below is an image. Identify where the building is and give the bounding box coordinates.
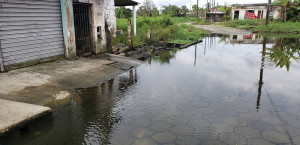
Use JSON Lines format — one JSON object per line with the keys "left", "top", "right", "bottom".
{"left": 0, "top": 0, "right": 138, "bottom": 72}
{"left": 231, "top": 3, "right": 279, "bottom": 20}
{"left": 206, "top": 6, "right": 226, "bottom": 22}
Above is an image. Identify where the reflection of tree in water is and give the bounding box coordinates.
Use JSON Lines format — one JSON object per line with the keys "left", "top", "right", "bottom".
{"left": 152, "top": 48, "right": 180, "bottom": 65}
{"left": 256, "top": 38, "right": 295, "bottom": 143}
{"left": 72, "top": 69, "right": 138, "bottom": 144}
{"left": 266, "top": 37, "right": 300, "bottom": 71}
{"left": 257, "top": 38, "right": 267, "bottom": 110}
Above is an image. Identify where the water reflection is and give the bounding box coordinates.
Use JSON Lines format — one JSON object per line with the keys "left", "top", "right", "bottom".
{"left": 230, "top": 33, "right": 264, "bottom": 44}
{"left": 4, "top": 35, "right": 300, "bottom": 145}
{"left": 4, "top": 69, "right": 139, "bottom": 145}
{"left": 256, "top": 38, "right": 267, "bottom": 110}
{"left": 266, "top": 37, "right": 300, "bottom": 71}
{"left": 152, "top": 48, "right": 180, "bottom": 65}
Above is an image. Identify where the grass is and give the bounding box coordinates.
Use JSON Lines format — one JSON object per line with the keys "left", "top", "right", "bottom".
{"left": 113, "top": 16, "right": 207, "bottom": 47}
{"left": 171, "top": 17, "right": 198, "bottom": 23}
{"left": 194, "top": 19, "right": 213, "bottom": 25}
{"left": 218, "top": 19, "right": 300, "bottom": 33}
{"left": 255, "top": 22, "right": 300, "bottom": 33}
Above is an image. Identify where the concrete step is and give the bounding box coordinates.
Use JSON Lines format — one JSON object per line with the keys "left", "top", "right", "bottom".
{"left": 0, "top": 99, "right": 52, "bottom": 136}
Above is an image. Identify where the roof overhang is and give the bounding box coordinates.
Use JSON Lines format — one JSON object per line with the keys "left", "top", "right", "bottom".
{"left": 115, "top": 0, "right": 139, "bottom": 6}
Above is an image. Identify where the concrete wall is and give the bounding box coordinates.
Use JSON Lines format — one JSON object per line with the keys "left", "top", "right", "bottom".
{"left": 231, "top": 6, "right": 268, "bottom": 20}
{"left": 92, "top": 0, "right": 116, "bottom": 54}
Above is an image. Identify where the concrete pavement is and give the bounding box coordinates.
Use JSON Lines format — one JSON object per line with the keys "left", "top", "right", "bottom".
{"left": 0, "top": 54, "right": 142, "bottom": 137}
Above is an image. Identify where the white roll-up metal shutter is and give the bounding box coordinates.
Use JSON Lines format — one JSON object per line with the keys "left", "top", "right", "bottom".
{"left": 0, "top": 0, "right": 64, "bottom": 69}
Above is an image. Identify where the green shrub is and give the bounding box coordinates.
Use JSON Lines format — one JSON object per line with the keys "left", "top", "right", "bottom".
{"left": 114, "top": 16, "right": 207, "bottom": 47}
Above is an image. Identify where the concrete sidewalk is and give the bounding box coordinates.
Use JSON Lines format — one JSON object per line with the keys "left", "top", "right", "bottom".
{"left": 0, "top": 54, "right": 142, "bottom": 136}
{"left": 0, "top": 99, "right": 52, "bottom": 136}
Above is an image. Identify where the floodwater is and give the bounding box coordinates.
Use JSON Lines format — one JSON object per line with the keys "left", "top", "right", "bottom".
{"left": 4, "top": 34, "right": 300, "bottom": 145}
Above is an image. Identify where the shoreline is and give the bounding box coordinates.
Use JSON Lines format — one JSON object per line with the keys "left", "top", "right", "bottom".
{"left": 0, "top": 54, "right": 143, "bottom": 138}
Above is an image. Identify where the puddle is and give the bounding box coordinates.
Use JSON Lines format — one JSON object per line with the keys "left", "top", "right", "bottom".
{"left": 3, "top": 34, "right": 300, "bottom": 145}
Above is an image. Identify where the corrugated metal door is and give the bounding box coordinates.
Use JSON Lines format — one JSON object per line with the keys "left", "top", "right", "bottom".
{"left": 0, "top": 0, "right": 64, "bottom": 70}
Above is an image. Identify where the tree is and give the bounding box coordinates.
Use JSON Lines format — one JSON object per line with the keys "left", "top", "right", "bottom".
{"left": 161, "top": 5, "right": 180, "bottom": 17}
{"left": 179, "top": 6, "right": 189, "bottom": 17}
{"left": 115, "top": 7, "right": 132, "bottom": 18}
{"left": 192, "top": 5, "right": 206, "bottom": 18}
{"left": 152, "top": 8, "right": 160, "bottom": 17}
{"left": 218, "top": 6, "right": 230, "bottom": 22}
{"left": 137, "top": 0, "right": 157, "bottom": 16}
{"left": 272, "top": 0, "right": 293, "bottom": 22}
{"left": 266, "top": 0, "right": 271, "bottom": 25}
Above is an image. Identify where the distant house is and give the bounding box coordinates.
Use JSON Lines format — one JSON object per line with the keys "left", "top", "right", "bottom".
{"left": 231, "top": 3, "right": 279, "bottom": 20}
{"left": 0, "top": 0, "right": 138, "bottom": 72}
{"left": 206, "top": 6, "right": 225, "bottom": 22}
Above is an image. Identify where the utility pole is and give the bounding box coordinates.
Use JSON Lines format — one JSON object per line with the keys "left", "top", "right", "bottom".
{"left": 266, "top": 0, "right": 271, "bottom": 25}
{"left": 197, "top": 0, "right": 199, "bottom": 21}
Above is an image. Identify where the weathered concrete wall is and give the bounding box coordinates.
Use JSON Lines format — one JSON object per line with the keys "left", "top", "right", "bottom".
{"left": 92, "top": 0, "right": 116, "bottom": 54}
{"left": 104, "top": 0, "right": 117, "bottom": 38}
{"left": 206, "top": 13, "right": 225, "bottom": 22}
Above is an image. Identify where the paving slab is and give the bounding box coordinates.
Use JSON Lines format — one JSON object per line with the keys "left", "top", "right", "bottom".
{"left": 0, "top": 99, "right": 52, "bottom": 136}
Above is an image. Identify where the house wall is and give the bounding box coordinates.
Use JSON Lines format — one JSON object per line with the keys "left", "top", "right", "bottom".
{"left": 231, "top": 6, "right": 268, "bottom": 20}
{"left": 92, "top": 0, "right": 116, "bottom": 54}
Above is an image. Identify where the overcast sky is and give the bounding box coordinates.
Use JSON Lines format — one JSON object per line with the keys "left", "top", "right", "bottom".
{"left": 132, "top": 0, "right": 270, "bottom": 10}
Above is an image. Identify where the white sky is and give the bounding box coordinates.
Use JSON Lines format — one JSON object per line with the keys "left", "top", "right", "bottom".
{"left": 132, "top": 0, "right": 270, "bottom": 10}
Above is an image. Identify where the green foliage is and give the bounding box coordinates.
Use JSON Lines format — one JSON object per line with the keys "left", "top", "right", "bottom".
{"left": 171, "top": 17, "right": 197, "bottom": 23}
{"left": 161, "top": 5, "right": 192, "bottom": 17}
{"left": 180, "top": 6, "right": 189, "bottom": 17}
{"left": 272, "top": 0, "right": 300, "bottom": 22}
{"left": 161, "top": 5, "right": 181, "bottom": 17}
{"left": 113, "top": 16, "right": 207, "bottom": 47}
{"left": 195, "top": 19, "right": 213, "bottom": 25}
{"left": 115, "top": 7, "right": 132, "bottom": 19}
{"left": 266, "top": 37, "right": 300, "bottom": 71}
{"left": 218, "top": 19, "right": 300, "bottom": 33}
{"left": 152, "top": 48, "right": 180, "bottom": 64}
{"left": 136, "top": 0, "right": 158, "bottom": 17}
{"left": 256, "top": 22, "right": 300, "bottom": 33}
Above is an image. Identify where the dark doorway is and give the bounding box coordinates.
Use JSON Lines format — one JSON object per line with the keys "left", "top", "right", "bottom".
{"left": 73, "top": 3, "right": 92, "bottom": 56}
{"left": 234, "top": 11, "right": 239, "bottom": 19}
{"left": 258, "top": 11, "right": 262, "bottom": 19}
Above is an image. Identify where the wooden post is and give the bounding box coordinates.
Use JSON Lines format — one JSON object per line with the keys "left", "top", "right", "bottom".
{"left": 128, "top": 19, "right": 133, "bottom": 47}
{"left": 133, "top": 5, "right": 137, "bottom": 36}
{"left": 147, "top": 29, "right": 151, "bottom": 42}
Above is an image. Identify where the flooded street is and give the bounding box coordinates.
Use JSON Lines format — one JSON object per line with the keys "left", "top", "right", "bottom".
{"left": 5, "top": 35, "right": 300, "bottom": 145}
